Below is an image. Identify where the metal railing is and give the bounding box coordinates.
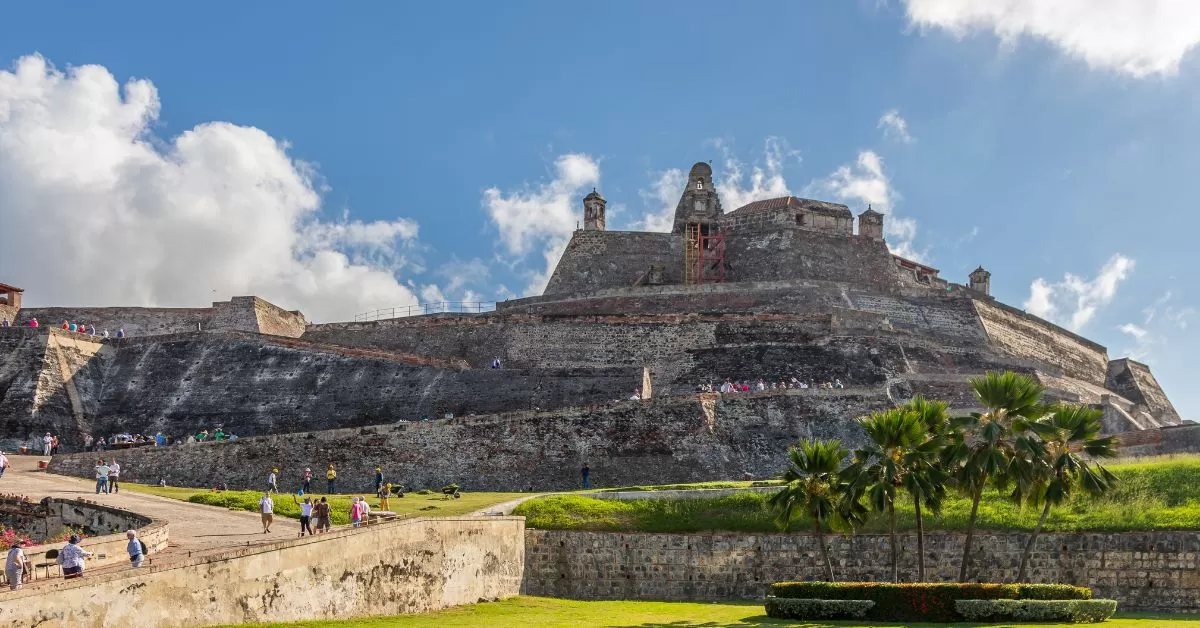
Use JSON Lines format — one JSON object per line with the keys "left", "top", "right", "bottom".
{"left": 354, "top": 301, "right": 497, "bottom": 322}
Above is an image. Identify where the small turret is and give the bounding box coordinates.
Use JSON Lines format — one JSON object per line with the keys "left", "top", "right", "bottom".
{"left": 858, "top": 206, "right": 883, "bottom": 240}
{"left": 583, "top": 189, "right": 606, "bottom": 231}
{"left": 969, "top": 266, "right": 991, "bottom": 296}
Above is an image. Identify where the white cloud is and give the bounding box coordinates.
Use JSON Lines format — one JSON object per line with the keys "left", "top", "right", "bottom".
{"left": 712, "top": 137, "right": 797, "bottom": 211}
{"left": 633, "top": 168, "right": 686, "bottom": 232}
{"left": 1119, "top": 323, "right": 1148, "bottom": 340}
{"left": 0, "top": 54, "right": 422, "bottom": 323}
{"left": 809, "top": 150, "right": 927, "bottom": 262}
{"left": 904, "top": 0, "right": 1200, "bottom": 78}
{"left": 482, "top": 153, "right": 599, "bottom": 295}
{"left": 436, "top": 257, "right": 491, "bottom": 298}
{"left": 878, "top": 109, "right": 914, "bottom": 143}
{"left": 1024, "top": 254, "right": 1135, "bottom": 331}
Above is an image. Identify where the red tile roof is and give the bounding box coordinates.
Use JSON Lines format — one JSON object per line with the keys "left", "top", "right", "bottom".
{"left": 0, "top": 282, "right": 23, "bottom": 293}
{"left": 727, "top": 196, "right": 852, "bottom": 218}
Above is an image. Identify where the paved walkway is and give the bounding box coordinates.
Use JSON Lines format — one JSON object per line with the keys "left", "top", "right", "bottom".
{"left": 0, "top": 454, "right": 300, "bottom": 553}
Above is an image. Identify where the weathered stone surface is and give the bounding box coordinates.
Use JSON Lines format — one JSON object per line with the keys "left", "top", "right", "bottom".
{"left": 47, "top": 391, "right": 893, "bottom": 492}
{"left": 523, "top": 529, "right": 1200, "bottom": 612}
{"left": 14, "top": 296, "right": 305, "bottom": 338}
{"left": 1, "top": 516, "right": 523, "bottom": 628}
{"left": 1107, "top": 358, "right": 1180, "bottom": 425}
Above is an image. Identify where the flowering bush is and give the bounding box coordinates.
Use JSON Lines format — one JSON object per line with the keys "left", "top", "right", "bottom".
{"left": 46, "top": 525, "right": 86, "bottom": 544}
{"left": 1, "top": 527, "right": 34, "bottom": 547}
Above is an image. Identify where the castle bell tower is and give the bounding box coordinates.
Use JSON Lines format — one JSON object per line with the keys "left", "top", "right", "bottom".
{"left": 672, "top": 162, "right": 723, "bottom": 234}
{"left": 969, "top": 266, "right": 991, "bottom": 296}
{"left": 583, "top": 189, "right": 606, "bottom": 231}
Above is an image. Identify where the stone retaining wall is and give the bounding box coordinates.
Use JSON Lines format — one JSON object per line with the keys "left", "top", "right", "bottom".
{"left": 523, "top": 529, "right": 1200, "bottom": 612}
{"left": 1, "top": 516, "right": 523, "bottom": 628}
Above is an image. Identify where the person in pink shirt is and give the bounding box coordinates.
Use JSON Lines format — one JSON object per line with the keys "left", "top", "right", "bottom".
{"left": 28, "top": 318, "right": 38, "bottom": 328}
{"left": 349, "top": 497, "right": 363, "bottom": 528}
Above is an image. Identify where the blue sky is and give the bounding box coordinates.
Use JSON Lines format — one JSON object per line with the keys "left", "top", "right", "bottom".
{"left": 0, "top": 1, "right": 1197, "bottom": 417}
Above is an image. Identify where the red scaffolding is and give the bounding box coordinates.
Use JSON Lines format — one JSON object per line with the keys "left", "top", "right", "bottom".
{"left": 684, "top": 223, "right": 726, "bottom": 284}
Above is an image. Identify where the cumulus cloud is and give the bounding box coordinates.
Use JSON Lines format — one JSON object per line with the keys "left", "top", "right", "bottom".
{"left": 632, "top": 168, "right": 686, "bottom": 233}
{"left": 809, "top": 150, "right": 927, "bottom": 262}
{"left": 1024, "top": 254, "right": 1135, "bottom": 331}
{"left": 0, "top": 54, "right": 422, "bottom": 323}
{"left": 482, "top": 153, "right": 599, "bottom": 295}
{"left": 712, "top": 137, "right": 797, "bottom": 211}
{"left": 903, "top": 0, "right": 1200, "bottom": 78}
{"left": 878, "top": 109, "right": 914, "bottom": 143}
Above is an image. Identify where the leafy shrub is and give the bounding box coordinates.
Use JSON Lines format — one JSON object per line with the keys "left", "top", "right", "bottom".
{"left": 768, "top": 582, "right": 1091, "bottom": 622}
{"left": 764, "top": 598, "right": 873, "bottom": 620}
{"left": 956, "top": 599, "right": 1117, "bottom": 623}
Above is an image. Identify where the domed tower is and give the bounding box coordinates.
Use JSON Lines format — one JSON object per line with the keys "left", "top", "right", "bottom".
{"left": 583, "top": 189, "right": 606, "bottom": 231}
{"left": 671, "top": 162, "right": 723, "bottom": 234}
{"left": 969, "top": 266, "right": 991, "bottom": 296}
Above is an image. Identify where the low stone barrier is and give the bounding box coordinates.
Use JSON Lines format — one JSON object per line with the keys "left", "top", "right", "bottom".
{"left": 523, "top": 529, "right": 1200, "bottom": 612}
{"left": 1, "top": 516, "right": 523, "bottom": 628}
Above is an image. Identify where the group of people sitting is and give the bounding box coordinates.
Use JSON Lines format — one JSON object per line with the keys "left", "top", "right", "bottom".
{"left": 1, "top": 317, "right": 37, "bottom": 328}
{"left": 6, "top": 530, "right": 147, "bottom": 591}
{"left": 190, "top": 428, "right": 237, "bottom": 443}
{"left": 59, "top": 321, "right": 125, "bottom": 338}
{"left": 699, "top": 377, "right": 846, "bottom": 393}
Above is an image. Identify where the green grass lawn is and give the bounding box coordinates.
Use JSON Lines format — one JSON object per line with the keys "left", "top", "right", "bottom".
{"left": 515, "top": 455, "right": 1200, "bottom": 534}
{"left": 224, "top": 596, "right": 1200, "bottom": 627}
{"left": 122, "top": 483, "right": 525, "bottom": 525}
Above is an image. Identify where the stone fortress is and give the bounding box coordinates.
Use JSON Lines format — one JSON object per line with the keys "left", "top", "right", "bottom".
{"left": 1, "top": 162, "right": 1188, "bottom": 491}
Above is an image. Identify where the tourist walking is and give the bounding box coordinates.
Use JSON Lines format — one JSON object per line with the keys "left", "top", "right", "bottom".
{"left": 294, "top": 495, "right": 314, "bottom": 537}
{"left": 57, "top": 535, "right": 93, "bottom": 579}
{"left": 0, "top": 450, "right": 8, "bottom": 480}
{"left": 267, "top": 468, "right": 279, "bottom": 494}
{"left": 95, "top": 459, "right": 110, "bottom": 494}
{"left": 302, "top": 467, "right": 312, "bottom": 493}
{"left": 326, "top": 464, "right": 337, "bottom": 494}
{"left": 581, "top": 463, "right": 590, "bottom": 489}
{"left": 126, "top": 530, "right": 146, "bottom": 568}
{"left": 349, "top": 497, "right": 363, "bottom": 528}
{"left": 108, "top": 458, "right": 121, "bottom": 493}
{"left": 360, "top": 496, "right": 371, "bottom": 526}
{"left": 5, "top": 540, "right": 29, "bottom": 591}
{"left": 315, "top": 497, "right": 331, "bottom": 533}
{"left": 379, "top": 482, "right": 392, "bottom": 511}
{"left": 374, "top": 467, "right": 384, "bottom": 494}
{"left": 42, "top": 432, "right": 53, "bottom": 456}
{"left": 259, "top": 492, "right": 274, "bottom": 533}
{"left": 50, "top": 434, "right": 59, "bottom": 454}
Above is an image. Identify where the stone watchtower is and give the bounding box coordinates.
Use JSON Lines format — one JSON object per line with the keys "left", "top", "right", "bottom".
{"left": 583, "top": 189, "right": 606, "bottom": 231}
{"left": 969, "top": 266, "right": 991, "bottom": 296}
{"left": 672, "top": 162, "right": 723, "bottom": 234}
{"left": 858, "top": 206, "right": 884, "bottom": 240}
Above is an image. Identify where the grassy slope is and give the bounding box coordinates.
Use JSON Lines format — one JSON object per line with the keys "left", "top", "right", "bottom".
{"left": 515, "top": 456, "right": 1200, "bottom": 534}
{"left": 123, "top": 484, "right": 525, "bottom": 525}
{"left": 227, "top": 597, "right": 1198, "bottom": 627}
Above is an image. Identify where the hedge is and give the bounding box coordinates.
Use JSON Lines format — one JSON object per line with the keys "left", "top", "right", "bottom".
{"left": 768, "top": 582, "right": 1092, "bottom": 622}
{"left": 956, "top": 599, "right": 1118, "bottom": 623}
{"left": 764, "top": 599, "right": 874, "bottom": 620}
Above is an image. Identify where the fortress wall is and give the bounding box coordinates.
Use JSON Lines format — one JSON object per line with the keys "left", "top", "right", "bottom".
{"left": 1106, "top": 359, "right": 1181, "bottom": 424}
{"left": 0, "top": 303, "right": 18, "bottom": 324}
{"left": 48, "top": 390, "right": 893, "bottom": 492}
{"left": 545, "top": 230, "right": 682, "bottom": 296}
{"left": 16, "top": 305, "right": 215, "bottom": 337}
{"left": 849, "top": 293, "right": 988, "bottom": 341}
{"left": 0, "top": 329, "right": 47, "bottom": 447}
{"left": 524, "top": 529, "right": 1200, "bottom": 611}
{"left": 722, "top": 230, "right": 902, "bottom": 293}
{"left": 0, "top": 516, "right": 523, "bottom": 628}
{"left": 972, "top": 299, "right": 1109, "bottom": 385}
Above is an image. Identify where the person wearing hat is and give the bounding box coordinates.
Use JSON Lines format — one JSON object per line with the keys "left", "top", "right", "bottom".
{"left": 42, "top": 432, "right": 53, "bottom": 457}
{"left": 267, "top": 468, "right": 279, "bottom": 494}
{"left": 374, "top": 467, "right": 384, "bottom": 494}
{"left": 5, "top": 539, "right": 30, "bottom": 590}
{"left": 326, "top": 464, "right": 337, "bottom": 494}
{"left": 57, "top": 535, "right": 93, "bottom": 579}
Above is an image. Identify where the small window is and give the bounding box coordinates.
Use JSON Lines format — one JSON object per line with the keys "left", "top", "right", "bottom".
{"left": 795, "top": 213, "right": 805, "bottom": 225}
{"left": 696, "top": 182, "right": 703, "bottom": 190}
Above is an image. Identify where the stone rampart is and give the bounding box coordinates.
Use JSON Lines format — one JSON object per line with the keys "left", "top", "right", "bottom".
{"left": 523, "top": 529, "right": 1200, "bottom": 612}
{"left": 1107, "top": 358, "right": 1181, "bottom": 425}
{"left": 545, "top": 230, "right": 683, "bottom": 296}
{"left": 47, "top": 390, "right": 893, "bottom": 492}
{"left": 14, "top": 295, "right": 304, "bottom": 339}
{"left": 0, "top": 516, "right": 522, "bottom": 628}
{"left": 972, "top": 299, "right": 1109, "bottom": 385}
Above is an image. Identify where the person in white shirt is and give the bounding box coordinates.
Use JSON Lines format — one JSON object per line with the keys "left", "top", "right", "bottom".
{"left": 42, "top": 433, "right": 53, "bottom": 456}
{"left": 108, "top": 459, "right": 121, "bottom": 493}
{"left": 0, "top": 451, "right": 8, "bottom": 480}
{"left": 95, "top": 459, "right": 111, "bottom": 494}
{"left": 57, "top": 535, "right": 93, "bottom": 579}
{"left": 359, "top": 497, "right": 371, "bottom": 527}
{"left": 5, "top": 540, "right": 29, "bottom": 590}
{"left": 259, "top": 492, "right": 274, "bottom": 533}
{"left": 293, "top": 494, "right": 314, "bottom": 537}
{"left": 267, "top": 468, "right": 278, "bottom": 494}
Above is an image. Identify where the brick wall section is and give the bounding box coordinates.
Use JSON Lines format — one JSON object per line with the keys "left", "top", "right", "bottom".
{"left": 1106, "top": 358, "right": 1181, "bottom": 425}
{"left": 973, "top": 299, "right": 1109, "bottom": 386}
{"left": 47, "top": 390, "right": 893, "bottom": 492}
{"left": 1111, "top": 423, "right": 1200, "bottom": 456}
{"left": 523, "top": 529, "right": 1200, "bottom": 612}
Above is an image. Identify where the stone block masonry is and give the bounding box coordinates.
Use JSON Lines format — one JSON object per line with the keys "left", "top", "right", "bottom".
{"left": 48, "top": 390, "right": 894, "bottom": 492}
{"left": 1, "top": 516, "right": 523, "bottom": 628}
{"left": 523, "top": 529, "right": 1200, "bottom": 612}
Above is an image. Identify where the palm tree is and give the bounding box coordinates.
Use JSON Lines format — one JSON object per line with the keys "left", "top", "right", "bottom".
{"left": 767, "top": 439, "right": 865, "bottom": 581}
{"left": 943, "top": 371, "right": 1047, "bottom": 582}
{"left": 902, "top": 396, "right": 951, "bottom": 582}
{"left": 1013, "top": 405, "right": 1118, "bottom": 582}
{"left": 852, "top": 408, "right": 929, "bottom": 582}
